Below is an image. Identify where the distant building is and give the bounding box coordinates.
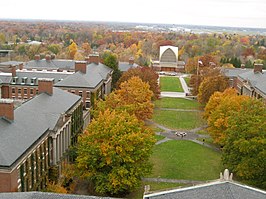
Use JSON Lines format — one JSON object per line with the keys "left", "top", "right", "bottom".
{"left": 119, "top": 57, "right": 138, "bottom": 72}
{"left": 0, "top": 79, "right": 83, "bottom": 192}
{"left": 151, "top": 46, "right": 185, "bottom": 72}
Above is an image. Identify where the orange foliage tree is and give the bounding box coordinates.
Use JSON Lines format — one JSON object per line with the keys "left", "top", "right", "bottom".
{"left": 116, "top": 67, "right": 160, "bottom": 100}
{"left": 76, "top": 109, "right": 155, "bottom": 195}
{"left": 197, "top": 75, "right": 229, "bottom": 105}
{"left": 95, "top": 76, "right": 154, "bottom": 121}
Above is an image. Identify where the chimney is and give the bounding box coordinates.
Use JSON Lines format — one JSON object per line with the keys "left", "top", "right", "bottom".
{"left": 11, "top": 65, "right": 16, "bottom": 77}
{"left": 45, "top": 54, "right": 51, "bottom": 61}
{"left": 241, "top": 64, "right": 245, "bottom": 69}
{"left": 88, "top": 53, "right": 99, "bottom": 64}
{"left": 254, "top": 63, "right": 263, "bottom": 73}
{"left": 38, "top": 78, "right": 54, "bottom": 95}
{"left": 75, "top": 61, "right": 87, "bottom": 74}
{"left": 35, "top": 54, "right": 40, "bottom": 61}
{"left": 18, "top": 63, "right": 24, "bottom": 70}
{"left": 0, "top": 99, "right": 14, "bottom": 121}
{"left": 85, "top": 57, "right": 90, "bottom": 63}
{"left": 51, "top": 54, "right": 56, "bottom": 60}
{"left": 129, "top": 57, "right": 134, "bottom": 65}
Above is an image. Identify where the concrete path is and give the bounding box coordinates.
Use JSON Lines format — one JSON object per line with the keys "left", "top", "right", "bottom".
{"left": 156, "top": 137, "right": 171, "bottom": 145}
{"left": 160, "top": 91, "right": 186, "bottom": 98}
{"left": 143, "top": 178, "right": 205, "bottom": 185}
{"left": 179, "top": 76, "right": 190, "bottom": 94}
{"left": 155, "top": 107, "right": 203, "bottom": 112}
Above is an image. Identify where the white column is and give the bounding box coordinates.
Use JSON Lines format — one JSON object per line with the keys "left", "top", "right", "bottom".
{"left": 56, "top": 135, "right": 60, "bottom": 162}
{"left": 52, "top": 138, "right": 57, "bottom": 165}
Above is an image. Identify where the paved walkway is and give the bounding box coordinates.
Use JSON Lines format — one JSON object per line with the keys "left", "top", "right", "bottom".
{"left": 155, "top": 107, "right": 203, "bottom": 112}
{"left": 142, "top": 178, "right": 205, "bottom": 185}
{"left": 179, "top": 76, "right": 190, "bottom": 94}
{"left": 160, "top": 91, "right": 186, "bottom": 98}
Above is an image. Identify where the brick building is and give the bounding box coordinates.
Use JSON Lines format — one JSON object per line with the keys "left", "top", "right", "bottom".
{"left": 0, "top": 79, "right": 83, "bottom": 192}
{"left": 0, "top": 54, "right": 113, "bottom": 111}
{"left": 221, "top": 64, "right": 266, "bottom": 102}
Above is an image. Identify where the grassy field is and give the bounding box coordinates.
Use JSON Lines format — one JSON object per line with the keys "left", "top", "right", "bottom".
{"left": 184, "top": 77, "right": 190, "bottom": 87}
{"left": 160, "top": 77, "right": 184, "bottom": 92}
{"left": 155, "top": 134, "right": 165, "bottom": 141}
{"left": 154, "top": 97, "right": 202, "bottom": 110}
{"left": 148, "top": 140, "right": 222, "bottom": 180}
{"left": 152, "top": 110, "right": 205, "bottom": 130}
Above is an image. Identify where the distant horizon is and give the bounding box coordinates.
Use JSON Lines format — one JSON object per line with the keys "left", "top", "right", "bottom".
{"left": 1, "top": 18, "right": 266, "bottom": 31}
{"left": 1, "top": 0, "right": 265, "bottom": 29}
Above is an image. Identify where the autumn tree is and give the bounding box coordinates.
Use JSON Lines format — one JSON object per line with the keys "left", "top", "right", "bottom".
{"left": 102, "top": 51, "right": 122, "bottom": 89}
{"left": 68, "top": 40, "right": 78, "bottom": 59}
{"left": 197, "top": 75, "right": 229, "bottom": 105}
{"left": 222, "top": 99, "right": 266, "bottom": 189}
{"left": 95, "top": 77, "right": 154, "bottom": 121}
{"left": 116, "top": 67, "right": 160, "bottom": 100}
{"left": 76, "top": 110, "right": 155, "bottom": 196}
{"left": 47, "top": 44, "right": 61, "bottom": 55}
{"left": 81, "top": 42, "right": 92, "bottom": 56}
{"left": 204, "top": 88, "right": 249, "bottom": 145}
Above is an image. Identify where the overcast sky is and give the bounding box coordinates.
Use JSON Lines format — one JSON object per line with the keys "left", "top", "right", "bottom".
{"left": 1, "top": 0, "right": 266, "bottom": 28}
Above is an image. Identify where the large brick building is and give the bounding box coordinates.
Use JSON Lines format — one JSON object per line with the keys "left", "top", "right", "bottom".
{"left": 0, "top": 79, "right": 83, "bottom": 192}
{"left": 221, "top": 64, "right": 266, "bottom": 102}
{"left": 0, "top": 54, "right": 113, "bottom": 192}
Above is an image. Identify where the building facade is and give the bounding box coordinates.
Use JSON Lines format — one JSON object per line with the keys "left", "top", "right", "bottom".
{"left": 0, "top": 79, "right": 83, "bottom": 192}
{"left": 151, "top": 46, "right": 185, "bottom": 72}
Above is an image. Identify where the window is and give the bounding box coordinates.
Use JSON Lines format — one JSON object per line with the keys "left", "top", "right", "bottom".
{"left": 11, "top": 77, "right": 18, "bottom": 84}
{"left": 85, "top": 101, "right": 91, "bottom": 108}
{"left": 86, "top": 91, "right": 91, "bottom": 99}
{"left": 12, "top": 87, "right": 15, "bottom": 93}
{"left": 30, "top": 77, "right": 36, "bottom": 85}
{"left": 21, "top": 77, "right": 27, "bottom": 85}
{"left": 18, "top": 88, "right": 21, "bottom": 94}
{"left": 24, "top": 88, "right": 28, "bottom": 95}
{"left": 79, "top": 91, "right": 83, "bottom": 97}
{"left": 30, "top": 88, "right": 34, "bottom": 95}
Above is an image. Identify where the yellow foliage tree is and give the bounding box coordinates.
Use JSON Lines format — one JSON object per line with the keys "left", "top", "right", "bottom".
{"left": 204, "top": 88, "right": 249, "bottom": 145}
{"left": 68, "top": 41, "right": 78, "bottom": 59}
{"left": 95, "top": 76, "right": 154, "bottom": 121}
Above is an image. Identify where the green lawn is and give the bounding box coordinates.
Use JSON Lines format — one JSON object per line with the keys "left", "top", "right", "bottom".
{"left": 148, "top": 140, "right": 222, "bottom": 180}
{"left": 160, "top": 77, "right": 184, "bottom": 92}
{"left": 184, "top": 77, "right": 190, "bottom": 87}
{"left": 155, "top": 135, "right": 165, "bottom": 141}
{"left": 152, "top": 110, "right": 205, "bottom": 130}
{"left": 154, "top": 98, "right": 201, "bottom": 110}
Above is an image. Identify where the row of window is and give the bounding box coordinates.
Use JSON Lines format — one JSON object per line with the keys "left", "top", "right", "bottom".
{"left": 17, "top": 139, "right": 50, "bottom": 192}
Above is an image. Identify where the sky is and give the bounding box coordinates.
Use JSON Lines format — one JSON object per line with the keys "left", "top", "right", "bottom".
{"left": 1, "top": 0, "right": 266, "bottom": 29}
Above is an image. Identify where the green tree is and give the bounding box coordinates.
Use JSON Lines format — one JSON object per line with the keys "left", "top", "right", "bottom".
{"left": 198, "top": 75, "right": 229, "bottom": 105}
{"left": 102, "top": 51, "right": 122, "bottom": 89}
{"left": 47, "top": 44, "right": 61, "bottom": 55}
{"left": 222, "top": 99, "right": 266, "bottom": 189}
{"left": 76, "top": 110, "right": 155, "bottom": 196}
